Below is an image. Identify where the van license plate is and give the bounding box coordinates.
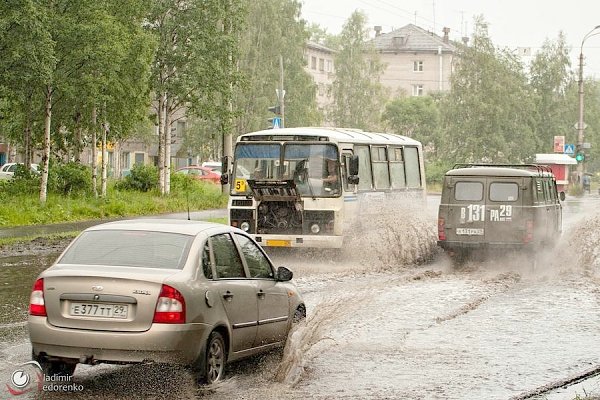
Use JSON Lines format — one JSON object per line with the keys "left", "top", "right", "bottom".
{"left": 456, "top": 228, "right": 484, "bottom": 236}
{"left": 70, "top": 303, "right": 128, "bottom": 319}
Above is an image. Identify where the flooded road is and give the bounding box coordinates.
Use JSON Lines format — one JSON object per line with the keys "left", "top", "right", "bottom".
{"left": 1, "top": 195, "right": 599, "bottom": 399}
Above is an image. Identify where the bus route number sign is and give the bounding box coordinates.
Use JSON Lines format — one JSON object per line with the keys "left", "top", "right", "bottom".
{"left": 235, "top": 179, "right": 247, "bottom": 193}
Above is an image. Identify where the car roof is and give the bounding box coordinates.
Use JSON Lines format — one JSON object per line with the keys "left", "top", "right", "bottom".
{"left": 85, "top": 219, "right": 237, "bottom": 236}
{"left": 446, "top": 167, "right": 554, "bottom": 177}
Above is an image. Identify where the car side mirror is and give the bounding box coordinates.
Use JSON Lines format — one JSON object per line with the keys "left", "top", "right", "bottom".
{"left": 347, "top": 175, "right": 359, "bottom": 185}
{"left": 220, "top": 173, "right": 229, "bottom": 185}
{"left": 559, "top": 191, "right": 566, "bottom": 201}
{"left": 276, "top": 266, "right": 293, "bottom": 282}
{"left": 348, "top": 155, "right": 359, "bottom": 176}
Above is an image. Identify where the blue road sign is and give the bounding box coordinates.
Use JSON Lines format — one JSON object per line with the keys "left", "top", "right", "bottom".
{"left": 272, "top": 116, "right": 282, "bottom": 129}
{"left": 564, "top": 144, "right": 575, "bottom": 155}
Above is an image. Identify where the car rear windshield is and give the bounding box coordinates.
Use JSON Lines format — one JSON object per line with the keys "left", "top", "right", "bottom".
{"left": 454, "top": 181, "right": 483, "bottom": 201}
{"left": 58, "top": 230, "right": 194, "bottom": 269}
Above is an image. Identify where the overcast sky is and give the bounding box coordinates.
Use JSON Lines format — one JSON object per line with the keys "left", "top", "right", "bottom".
{"left": 300, "top": 0, "right": 600, "bottom": 77}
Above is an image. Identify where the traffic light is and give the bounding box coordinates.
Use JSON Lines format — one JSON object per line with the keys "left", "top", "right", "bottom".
{"left": 268, "top": 105, "right": 282, "bottom": 129}
{"left": 576, "top": 152, "right": 585, "bottom": 162}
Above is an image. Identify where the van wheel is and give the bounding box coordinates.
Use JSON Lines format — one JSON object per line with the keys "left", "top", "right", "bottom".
{"left": 449, "top": 249, "right": 469, "bottom": 268}
{"left": 200, "top": 332, "right": 226, "bottom": 384}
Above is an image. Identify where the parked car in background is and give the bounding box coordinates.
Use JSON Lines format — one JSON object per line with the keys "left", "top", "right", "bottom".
{"left": 28, "top": 219, "right": 305, "bottom": 384}
{"left": 201, "top": 161, "right": 222, "bottom": 174}
{"left": 175, "top": 165, "right": 221, "bottom": 184}
{"left": 0, "top": 163, "right": 39, "bottom": 179}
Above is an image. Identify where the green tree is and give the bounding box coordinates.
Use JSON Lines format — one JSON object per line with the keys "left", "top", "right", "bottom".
{"left": 439, "top": 16, "right": 536, "bottom": 163}
{"left": 529, "top": 33, "right": 573, "bottom": 153}
{"left": 234, "top": 0, "right": 320, "bottom": 135}
{"left": 147, "top": 0, "right": 243, "bottom": 194}
{"left": 382, "top": 96, "right": 440, "bottom": 149}
{"left": 330, "top": 10, "right": 387, "bottom": 130}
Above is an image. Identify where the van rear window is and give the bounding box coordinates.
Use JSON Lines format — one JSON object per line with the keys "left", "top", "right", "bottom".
{"left": 454, "top": 182, "right": 483, "bottom": 201}
{"left": 490, "top": 182, "right": 519, "bottom": 202}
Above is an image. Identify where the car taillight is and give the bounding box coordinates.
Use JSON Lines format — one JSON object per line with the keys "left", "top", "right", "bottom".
{"left": 29, "top": 278, "right": 46, "bottom": 316}
{"left": 523, "top": 220, "right": 534, "bottom": 243}
{"left": 153, "top": 285, "right": 186, "bottom": 324}
{"left": 438, "top": 218, "right": 446, "bottom": 241}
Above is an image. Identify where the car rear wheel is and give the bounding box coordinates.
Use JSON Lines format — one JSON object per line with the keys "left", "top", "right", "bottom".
{"left": 33, "top": 353, "right": 76, "bottom": 378}
{"left": 201, "top": 332, "right": 226, "bottom": 384}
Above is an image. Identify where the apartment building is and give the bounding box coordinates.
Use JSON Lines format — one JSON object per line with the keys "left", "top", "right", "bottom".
{"left": 370, "top": 24, "right": 456, "bottom": 97}
{"left": 304, "top": 41, "right": 336, "bottom": 113}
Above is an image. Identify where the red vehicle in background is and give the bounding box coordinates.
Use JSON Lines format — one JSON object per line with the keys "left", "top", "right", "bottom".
{"left": 175, "top": 165, "right": 221, "bottom": 184}
{"left": 535, "top": 154, "right": 577, "bottom": 200}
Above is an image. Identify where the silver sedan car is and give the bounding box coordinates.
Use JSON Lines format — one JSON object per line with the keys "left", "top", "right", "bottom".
{"left": 28, "top": 219, "right": 305, "bottom": 384}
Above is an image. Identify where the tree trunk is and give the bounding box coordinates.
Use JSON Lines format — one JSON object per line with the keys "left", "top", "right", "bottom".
{"left": 158, "top": 93, "right": 166, "bottom": 194}
{"left": 91, "top": 107, "right": 98, "bottom": 197}
{"left": 164, "top": 96, "right": 172, "bottom": 195}
{"left": 101, "top": 121, "right": 108, "bottom": 197}
{"left": 39, "top": 86, "right": 52, "bottom": 204}
{"left": 74, "top": 111, "right": 83, "bottom": 162}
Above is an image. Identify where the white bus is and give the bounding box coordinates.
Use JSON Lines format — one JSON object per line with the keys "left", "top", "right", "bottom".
{"left": 225, "top": 127, "right": 426, "bottom": 248}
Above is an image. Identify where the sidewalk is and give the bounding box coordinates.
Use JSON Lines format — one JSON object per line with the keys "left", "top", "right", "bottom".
{"left": 0, "top": 208, "right": 228, "bottom": 239}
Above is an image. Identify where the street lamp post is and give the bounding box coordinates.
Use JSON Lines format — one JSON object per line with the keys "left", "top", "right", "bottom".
{"left": 576, "top": 25, "right": 600, "bottom": 185}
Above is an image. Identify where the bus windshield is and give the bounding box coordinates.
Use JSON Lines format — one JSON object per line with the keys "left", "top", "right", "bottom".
{"left": 232, "top": 142, "right": 340, "bottom": 197}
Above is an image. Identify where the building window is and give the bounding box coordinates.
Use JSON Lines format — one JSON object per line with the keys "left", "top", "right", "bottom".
{"left": 311, "top": 56, "right": 317, "bottom": 70}
{"left": 135, "top": 152, "right": 145, "bottom": 165}
{"left": 412, "top": 84, "right": 424, "bottom": 96}
{"left": 326, "top": 60, "right": 333, "bottom": 73}
{"left": 319, "top": 58, "right": 325, "bottom": 71}
{"left": 413, "top": 61, "right": 424, "bottom": 72}
{"left": 318, "top": 83, "right": 325, "bottom": 96}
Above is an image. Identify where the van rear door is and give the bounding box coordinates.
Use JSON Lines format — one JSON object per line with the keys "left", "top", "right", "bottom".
{"left": 446, "top": 178, "right": 487, "bottom": 244}
{"left": 485, "top": 178, "right": 523, "bottom": 245}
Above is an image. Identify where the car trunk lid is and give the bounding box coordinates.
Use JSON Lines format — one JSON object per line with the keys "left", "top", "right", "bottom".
{"left": 42, "top": 265, "right": 178, "bottom": 332}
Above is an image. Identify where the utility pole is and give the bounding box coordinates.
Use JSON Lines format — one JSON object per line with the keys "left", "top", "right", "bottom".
{"left": 278, "top": 55, "right": 285, "bottom": 128}
{"left": 576, "top": 25, "right": 600, "bottom": 186}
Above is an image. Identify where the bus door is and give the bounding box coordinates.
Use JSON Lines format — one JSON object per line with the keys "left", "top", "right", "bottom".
{"left": 341, "top": 151, "right": 358, "bottom": 227}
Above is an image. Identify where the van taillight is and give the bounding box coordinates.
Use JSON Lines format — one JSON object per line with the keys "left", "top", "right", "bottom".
{"left": 438, "top": 218, "right": 446, "bottom": 241}
{"left": 29, "top": 278, "right": 46, "bottom": 316}
{"left": 523, "top": 220, "right": 534, "bottom": 243}
{"left": 153, "top": 284, "right": 186, "bottom": 324}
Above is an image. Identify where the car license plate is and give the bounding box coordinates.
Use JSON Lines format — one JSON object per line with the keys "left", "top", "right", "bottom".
{"left": 70, "top": 303, "right": 128, "bottom": 319}
{"left": 456, "top": 228, "right": 484, "bottom": 236}
{"left": 266, "top": 239, "right": 291, "bottom": 247}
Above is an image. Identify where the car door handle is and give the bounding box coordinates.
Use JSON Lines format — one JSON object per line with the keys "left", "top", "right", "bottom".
{"left": 257, "top": 289, "right": 265, "bottom": 299}
{"left": 222, "top": 291, "right": 234, "bottom": 300}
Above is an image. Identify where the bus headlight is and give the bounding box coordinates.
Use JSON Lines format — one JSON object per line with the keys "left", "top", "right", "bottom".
{"left": 310, "top": 223, "right": 320, "bottom": 234}
{"left": 240, "top": 221, "right": 251, "bottom": 232}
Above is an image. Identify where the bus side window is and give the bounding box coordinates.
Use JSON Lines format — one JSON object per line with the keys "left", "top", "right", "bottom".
{"left": 371, "top": 146, "right": 390, "bottom": 189}
{"left": 354, "top": 145, "right": 373, "bottom": 190}
{"left": 389, "top": 147, "right": 406, "bottom": 189}
{"left": 404, "top": 147, "right": 421, "bottom": 188}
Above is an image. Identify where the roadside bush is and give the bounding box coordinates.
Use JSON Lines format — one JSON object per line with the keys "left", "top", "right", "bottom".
{"left": 48, "top": 162, "right": 92, "bottom": 195}
{"left": 0, "top": 165, "right": 40, "bottom": 198}
{"left": 116, "top": 163, "right": 159, "bottom": 192}
{"left": 425, "top": 159, "right": 453, "bottom": 187}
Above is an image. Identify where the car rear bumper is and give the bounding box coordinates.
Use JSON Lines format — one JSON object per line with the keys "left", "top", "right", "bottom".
{"left": 29, "top": 316, "right": 210, "bottom": 365}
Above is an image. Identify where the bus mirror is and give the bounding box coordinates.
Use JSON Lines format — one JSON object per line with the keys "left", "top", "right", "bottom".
{"left": 349, "top": 155, "right": 359, "bottom": 176}
{"left": 221, "top": 155, "right": 229, "bottom": 174}
{"left": 220, "top": 174, "right": 229, "bottom": 185}
{"left": 348, "top": 175, "right": 359, "bottom": 185}
{"left": 559, "top": 191, "right": 565, "bottom": 201}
